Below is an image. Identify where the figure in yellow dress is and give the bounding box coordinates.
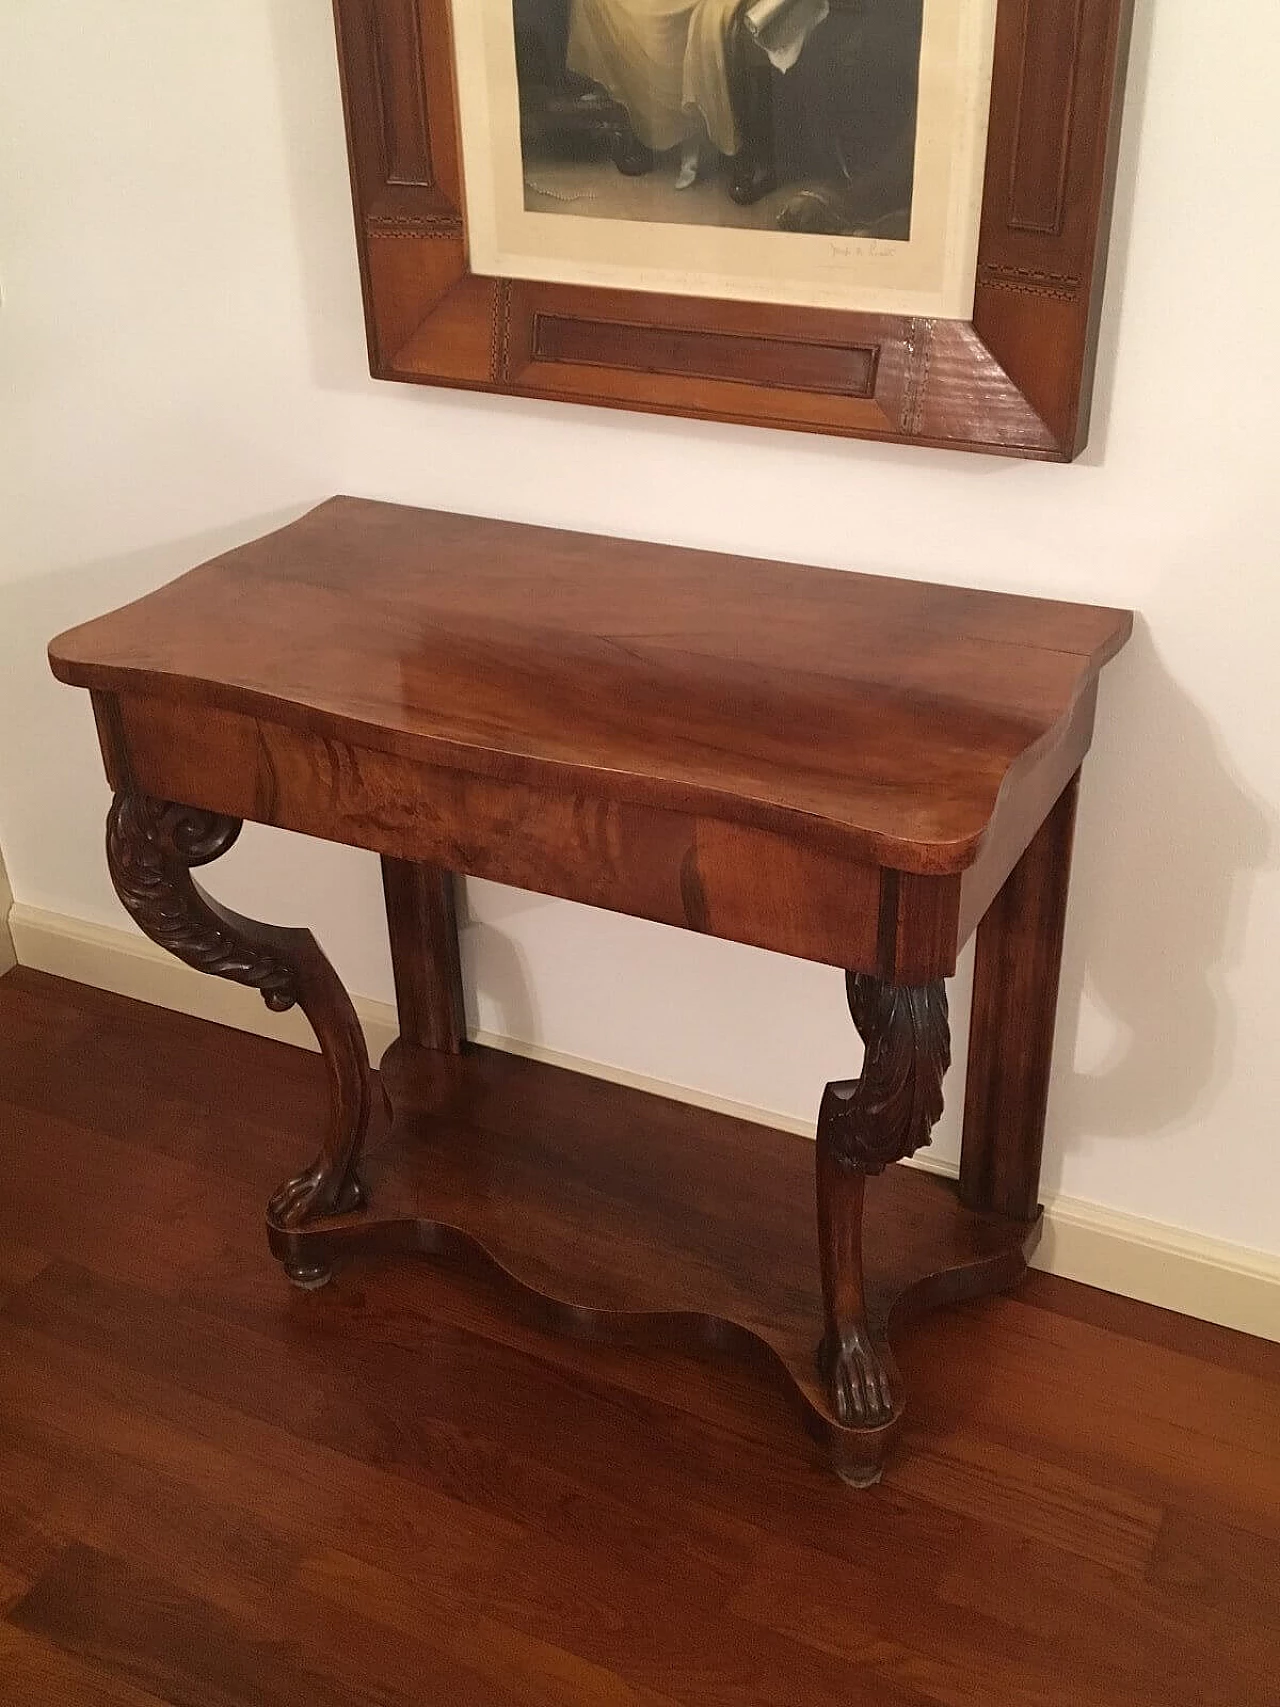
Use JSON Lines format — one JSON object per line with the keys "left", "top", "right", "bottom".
{"left": 567, "top": 0, "right": 742, "bottom": 160}
{"left": 565, "top": 0, "right": 829, "bottom": 198}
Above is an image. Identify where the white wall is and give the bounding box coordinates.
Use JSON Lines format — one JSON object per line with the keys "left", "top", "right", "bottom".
{"left": 1, "top": 2, "right": 1277, "bottom": 1259}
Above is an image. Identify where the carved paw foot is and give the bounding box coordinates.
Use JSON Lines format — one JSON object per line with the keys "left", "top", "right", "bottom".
{"left": 821, "top": 1325, "right": 899, "bottom": 1428}
{"left": 268, "top": 1165, "right": 364, "bottom": 1230}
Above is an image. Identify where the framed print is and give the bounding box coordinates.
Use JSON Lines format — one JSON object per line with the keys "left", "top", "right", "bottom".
{"left": 454, "top": 0, "right": 997, "bottom": 319}
{"left": 332, "top": 0, "right": 1135, "bottom": 460}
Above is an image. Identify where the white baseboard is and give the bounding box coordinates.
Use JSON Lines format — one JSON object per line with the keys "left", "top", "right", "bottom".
{"left": 9, "top": 901, "right": 1279, "bottom": 1345}
{"left": 0, "top": 850, "right": 15, "bottom": 979}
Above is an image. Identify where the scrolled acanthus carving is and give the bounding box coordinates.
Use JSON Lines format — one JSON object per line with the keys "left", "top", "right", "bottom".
{"left": 105, "top": 791, "right": 298, "bottom": 1012}
{"left": 820, "top": 973, "right": 950, "bottom": 1175}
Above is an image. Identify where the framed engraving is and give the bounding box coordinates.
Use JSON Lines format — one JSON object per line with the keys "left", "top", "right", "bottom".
{"left": 333, "top": 0, "right": 1135, "bottom": 459}
{"left": 455, "top": 1, "right": 997, "bottom": 319}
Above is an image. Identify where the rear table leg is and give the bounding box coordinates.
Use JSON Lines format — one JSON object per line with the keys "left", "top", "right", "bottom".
{"left": 960, "top": 774, "right": 1080, "bottom": 1220}
{"left": 380, "top": 858, "right": 467, "bottom": 1054}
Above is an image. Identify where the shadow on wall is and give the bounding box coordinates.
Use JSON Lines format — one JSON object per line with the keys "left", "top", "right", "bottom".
{"left": 455, "top": 883, "right": 545, "bottom": 1050}
{"left": 1045, "top": 626, "right": 1276, "bottom": 1197}
{"left": 446, "top": 623, "right": 1279, "bottom": 1208}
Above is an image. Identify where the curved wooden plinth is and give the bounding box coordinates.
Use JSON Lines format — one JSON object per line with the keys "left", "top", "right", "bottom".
{"left": 268, "top": 1041, "right": 1041, "bottom": 1482}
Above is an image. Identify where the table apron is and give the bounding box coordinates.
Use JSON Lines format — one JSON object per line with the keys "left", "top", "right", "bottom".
{"left": 98, "top": 691, "right": 964, "bottom": 982}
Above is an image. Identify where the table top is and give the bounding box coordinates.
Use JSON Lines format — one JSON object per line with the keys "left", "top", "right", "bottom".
{"left": 50, "top": 498, "right": 1132, "bottom": 874}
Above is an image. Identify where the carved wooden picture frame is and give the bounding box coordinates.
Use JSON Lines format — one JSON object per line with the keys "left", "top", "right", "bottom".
{"left": 332, "top": 0, "right": 1134, "bottom": 460}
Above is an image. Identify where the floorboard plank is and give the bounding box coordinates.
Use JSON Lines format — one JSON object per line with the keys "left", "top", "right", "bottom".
{"left": 0, "top": 1622, "right": 172, "bottom": 1707}
{"left": 9, "top": 1542, "right": 530, "bottom": 1707}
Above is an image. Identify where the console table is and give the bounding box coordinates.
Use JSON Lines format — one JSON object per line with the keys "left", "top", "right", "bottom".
{"left": 49, "top": 499, "right": 1132, "bottom": 1485}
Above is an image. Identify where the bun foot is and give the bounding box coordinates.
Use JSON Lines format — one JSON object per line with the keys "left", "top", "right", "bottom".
{"left": 270, "top": 1173, "right": 362, "bottom": 1290}
{"left": 836, "top": 1461, "right": 884, "bottom": 1491}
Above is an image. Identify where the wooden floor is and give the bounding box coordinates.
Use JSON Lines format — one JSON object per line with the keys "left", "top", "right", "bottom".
{"left": 1, "top": 968, "right": 1277, "bottom": 1706}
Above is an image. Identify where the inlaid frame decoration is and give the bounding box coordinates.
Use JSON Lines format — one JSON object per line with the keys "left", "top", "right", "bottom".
{"left": 332, "top": 0, "right": 1135, "bottom": 460}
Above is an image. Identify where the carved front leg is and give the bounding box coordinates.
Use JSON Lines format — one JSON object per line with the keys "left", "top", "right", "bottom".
{"left": 817, "top": 973, "right": 950, "bottom": 1437}
{"left": 106, "top": 791, "right": 371, "bottom": 1284}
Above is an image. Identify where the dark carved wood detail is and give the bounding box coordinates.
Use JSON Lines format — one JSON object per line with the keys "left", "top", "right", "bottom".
{"left": 105, "top": 790, "right": 372, "bottom": 1273}
{"left": 815, "top": 1150, "right": 890, "bottom": 1445}
{"left": 820, "top": 973, "right": 951, "bottom": 1175}
{"left": 106, "top": 793, "right": 297, "bottom": 1011}
{"left": 531, "top": 315, "right": 880, "bottom": 400}
{"left": 1007, "top": 0, "right": 1085, "bottom": 235}
{"left": 815, "top": 972, "right": 951, "bottom": 1452}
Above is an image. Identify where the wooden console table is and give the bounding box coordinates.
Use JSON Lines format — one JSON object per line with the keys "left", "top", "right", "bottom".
{"left": 49, "top": 499, "right": 1131, "bottom": 1485}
